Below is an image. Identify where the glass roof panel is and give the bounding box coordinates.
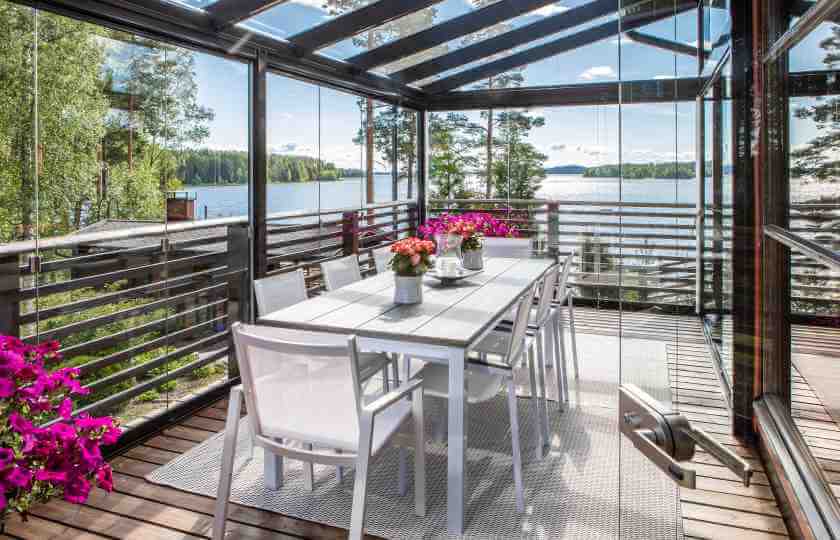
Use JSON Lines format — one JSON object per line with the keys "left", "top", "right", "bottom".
{"left": 319, "top": 0, "right": 598, "bottom": 64}
{"left": 241, "top": 0, "right": 379, "bottom": 42}
{"left": 164, "top": 0, "right": 219, "bottom": 9}
{"left": 408, "top": 11, "right": 617, "bottom": 90}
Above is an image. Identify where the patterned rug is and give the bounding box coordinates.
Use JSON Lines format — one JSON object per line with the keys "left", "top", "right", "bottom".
{"left": 148, "top": 333, "right": 683, "bottom": 539}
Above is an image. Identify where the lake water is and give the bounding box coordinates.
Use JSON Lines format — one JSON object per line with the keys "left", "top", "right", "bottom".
{"left": 188, "top": 174, "right": 701, "bottom": 219}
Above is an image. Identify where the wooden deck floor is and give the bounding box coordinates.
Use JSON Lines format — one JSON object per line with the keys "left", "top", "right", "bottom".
{"left": 6, "top": 308, "right": 834, "bottom": 540}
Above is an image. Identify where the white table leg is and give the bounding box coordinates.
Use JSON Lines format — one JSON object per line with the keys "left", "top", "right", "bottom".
{"left": 447, "top": 347, "right": 467, "bottom": 536}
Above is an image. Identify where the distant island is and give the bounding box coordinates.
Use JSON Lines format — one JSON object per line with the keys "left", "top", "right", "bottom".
{"left": 177, "top": 149, "right": 366, "bottom": 186}
{"left": 544, "top": 165, "right": 587, "bottom": 175}
{"left": 544, "top": 162, "right": 696, "bottom": 179}
{"left": 584, "top": 161, "right": 695, "bottom": 179}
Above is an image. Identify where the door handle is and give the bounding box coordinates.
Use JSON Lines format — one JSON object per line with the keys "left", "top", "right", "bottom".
{"left": 620, "top": 384, "right": 753, "bottom": 489}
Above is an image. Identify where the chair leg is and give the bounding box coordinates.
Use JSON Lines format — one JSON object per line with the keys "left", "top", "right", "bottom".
{"left": 303, "top": 443, "right": 314, "bottom": 492}
{"left": 265, "top": 438, "right": 283, "bottom": 490}
{"left": 568, "top": 294, "right": 579, "bottom": 379}
{"left": 506, "top": 378, "right": 525, "bottom": 513}
{"left": 212, "top": 387, "right": 243, "bottom": 540}
{"left": 526, "top": 346, "right": 543, "bottom": 457}
{"left": 398, "top": 448, "right": 408, "bottom": 497}
{"left": 381, "top": 366, "right": 390, "bottom": 392}
{"left": 350, "top": 415, "right": 375, "bottom": 540}
{"left": 412, "top": 386, "right": 426, "bottom": 517}
{"left": 554, "top": 311, "right": 569, "bottom": 404}
{"left": 532, "top": 342, "right": 550, "bottom": 453}
{"left": 391, "top": 355, "right": 401, "bottom": 385}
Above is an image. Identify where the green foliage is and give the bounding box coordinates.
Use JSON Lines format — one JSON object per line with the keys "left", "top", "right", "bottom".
{"left": 0, "top": 6, "right": 108, "bottom": 241}
{"left": 137, "top": 390, "right": 159, "bottom": 402}
{"left": 491, "top": 111, "right": 547, "bottom": 200}
{"left": 429, "top": 113, "right": 477, "bottom": 199}
{"left": 584, "top": 162, "right": 695, "bottom": 179}
{"left": 791, "top": 25, "right": 840, "bottom": 182}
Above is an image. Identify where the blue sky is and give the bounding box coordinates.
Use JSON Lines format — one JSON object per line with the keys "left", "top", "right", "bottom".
{"left": 174, "top": 1, "right": 831, "bottom": 169}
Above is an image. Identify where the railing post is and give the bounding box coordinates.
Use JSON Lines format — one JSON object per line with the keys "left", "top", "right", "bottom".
{"left": 226, "top": 223, "right": 250, "bottom": 379}
{"left": 342, "top": 211, "right": 359, "bottom": 256}
{"left": 547, "top": 201, "right": 559, "bottom": 260}
{"left": 0, "top": 256, "right": 20, "bottom": 337}
{"left": 408, "top": 203, "right": 418, "bottom": 238}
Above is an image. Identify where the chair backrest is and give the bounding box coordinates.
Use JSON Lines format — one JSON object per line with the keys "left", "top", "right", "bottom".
{"left": 483, "top": 237, "right": 532, "bottom": 259}
{"left": 321, "top": 255, "right": 362, "bottom": 291}
{"left": 534, "top": 264, "right": 560, "bottom": 325}
{"left": 253, "top": 269, "right": 308, "bottom": 316}
{"left": 557, "top": 250, "right": 575, "bottom": 292}
{"left": 372, "top": 247, "right": 392, "bottom": 274}
{"left": 505, "top": 286, "right": 537, "bottom": 365}
{"left": 232, "top": 322, "right": 366, "bottom": 451}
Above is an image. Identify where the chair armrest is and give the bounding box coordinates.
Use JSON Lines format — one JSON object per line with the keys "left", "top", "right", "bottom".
{"left": 363, "top": 379, "right": 424, "bottom": 417}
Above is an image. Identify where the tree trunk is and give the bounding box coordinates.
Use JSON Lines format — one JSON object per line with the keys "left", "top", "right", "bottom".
{"left": 365, "top": 97, "right": 375, "bottom": 225}
{"left": 486, "top": 109, "right": 493, "bottom": 199}
{"left": 485, "top": 77, "right": 494, "bottom": 199}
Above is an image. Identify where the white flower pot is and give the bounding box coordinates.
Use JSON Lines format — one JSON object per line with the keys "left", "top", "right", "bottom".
{"left": 394, "top": 274, "right": 423, "bottom": 304}
{"left": 462, "top": 248, "right": 484, "bottom": 270}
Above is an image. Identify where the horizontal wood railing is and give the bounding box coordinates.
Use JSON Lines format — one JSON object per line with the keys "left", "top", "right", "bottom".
{"left": 0, "top": 200, "right": 418, "bottom": 436}
{"left": 429, "top": 198, "right": 839, "bottom": 314}
{"left": 0, "top": 196, "right": 833, "bottom": 439}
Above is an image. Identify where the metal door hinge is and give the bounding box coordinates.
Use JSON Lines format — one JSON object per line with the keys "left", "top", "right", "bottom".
{"left": 620, "top": 384, "right": 753, "bottom": 489}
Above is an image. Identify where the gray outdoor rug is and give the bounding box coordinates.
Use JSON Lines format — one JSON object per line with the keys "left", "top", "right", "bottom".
{"left": 148, "top": 333, "right": 683, "bottom": 539}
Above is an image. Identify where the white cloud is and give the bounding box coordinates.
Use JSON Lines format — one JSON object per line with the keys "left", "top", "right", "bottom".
{"left": 653, "top": 74, "right": 676, "bottom": 80}
{"left": 533, "top": 4, "right": 570, "bottom": 17}
{"left": 579, "top": 65, "right": 617, "bottom": 80}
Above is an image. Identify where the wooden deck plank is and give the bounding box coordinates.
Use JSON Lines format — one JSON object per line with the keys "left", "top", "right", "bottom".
{"left": 25, "top": 307, "right": 797, "bottom": 540}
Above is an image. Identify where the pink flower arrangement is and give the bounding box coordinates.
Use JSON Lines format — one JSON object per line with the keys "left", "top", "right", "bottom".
{"left": 418, "top": 212, "right": 519, "bottom": 252}
{"left": 389, "top": 237, "right": 435, "bottom": 276}
{"left": 0, "top": 335, "right": 121, "bottom": 521}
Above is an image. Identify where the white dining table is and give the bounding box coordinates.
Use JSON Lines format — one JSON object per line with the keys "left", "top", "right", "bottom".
{"left": 258, "top": 256, "right": 554, "bottom": 535}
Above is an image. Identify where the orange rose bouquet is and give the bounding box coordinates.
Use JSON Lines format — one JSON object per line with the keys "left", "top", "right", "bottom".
{"left": 389, "top": 237, "right": 435, "bottom": 277}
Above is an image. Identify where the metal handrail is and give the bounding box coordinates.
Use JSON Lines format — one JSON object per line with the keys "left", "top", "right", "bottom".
{"left": 0, "top": 200, "right": 416, "bottom": 257}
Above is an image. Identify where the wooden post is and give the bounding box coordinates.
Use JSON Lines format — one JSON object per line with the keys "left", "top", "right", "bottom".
{"left": 408, "top": 203, "right": 418, "bottom": 238}
{"left": 342, "top": 211, "right": 359, "bottom": 256}
{"left": 0, "top": 256, "right": 21, "bottom": 337}
{"left": 547, "top": 201, "right": 559, "bottom": 260}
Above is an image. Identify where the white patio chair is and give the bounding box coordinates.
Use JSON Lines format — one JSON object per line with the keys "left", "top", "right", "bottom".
{"left": 321, "top": 255, "right": 362, "bottom": 291}
{"left": 253, "top": 270, "right": 396, "bottom": 481}
{"left": 213, "top": 323, "right": 426, "bottom": 540}
{"left": 411, "top": 287, "right": 545, "bottom": 513}
{"left": 483, "top": 237, "right": 532, "bottom": 259}
{"left": 553, "top": 250, "right": 579, "bottom": 384}
{"left": 372, "top": 246, "right": 392, "bottom": 274}
{"left": 254, "top": 269, "right": 308, "bottom": 315}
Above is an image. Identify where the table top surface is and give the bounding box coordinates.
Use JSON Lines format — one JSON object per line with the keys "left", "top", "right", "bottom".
{"left": 258, "top": 257, "right": 554, "bottom": 349}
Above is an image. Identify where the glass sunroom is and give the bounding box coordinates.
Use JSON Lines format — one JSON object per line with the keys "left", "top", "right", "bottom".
{"left": 0, "top": 0, "right": 838, "bottom": 538}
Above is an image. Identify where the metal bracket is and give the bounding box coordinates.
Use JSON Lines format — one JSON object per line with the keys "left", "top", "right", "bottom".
{"left": 620, "top": 384, "right": 753, "bottom": 489}
{"left": 28, "top": 255, "right": 41, "bottom": 275}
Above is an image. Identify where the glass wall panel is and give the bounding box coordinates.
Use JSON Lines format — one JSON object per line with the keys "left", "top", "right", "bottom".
{"left": 785, "top": 10, "right": 840, "bottom": 489}
{"left": 0, "top": 1, "right": 250, "bottom": 428}
{"left": 701, "top": 0, "right": 731, "bottom": 77}
{"left": 0, "top": 2, "right": 36, "bottom": 347}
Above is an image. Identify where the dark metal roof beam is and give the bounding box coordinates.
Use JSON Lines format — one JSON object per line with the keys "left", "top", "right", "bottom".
{"left": 422, "top": 1, "right": 694, "bottom": 94}
{"left": 346, "top": 0, "right": 562, "bottom": 72}
{"left": 31, "top": 0, "right": 429, "bottom": 109}
{"left": 289, "top": 0, "right": 442, "bottom": 54}
{"left": 392, "top": 0, "right": 615, "bottom": 85}
{"left": 425, "top": 77, "right": 704, "bottom": 110}
{"left": 205, "top": 0, "right": 289, "bottom": 30}
{"left": 624, "top": 30, "right": 707, "bottom": 58}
